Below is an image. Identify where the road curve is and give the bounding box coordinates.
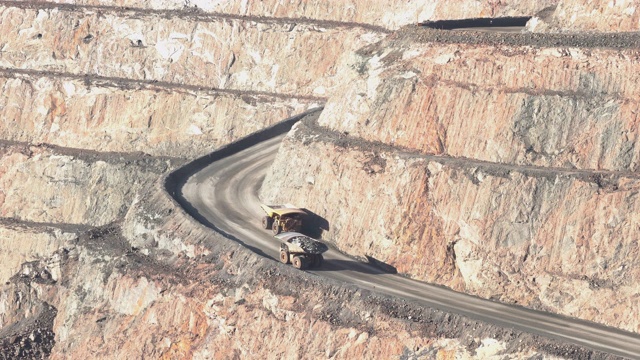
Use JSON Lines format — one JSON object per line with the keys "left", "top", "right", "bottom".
{"left": 180, "top": 131, "right": 640, "bottom": 359}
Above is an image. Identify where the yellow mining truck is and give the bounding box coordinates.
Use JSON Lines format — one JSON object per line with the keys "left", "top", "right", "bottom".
{"left": 260, "top": 204, "right": 306, "bottom": 235}
{"left": 275, "top": 232, "right": 328, "bottom": 270}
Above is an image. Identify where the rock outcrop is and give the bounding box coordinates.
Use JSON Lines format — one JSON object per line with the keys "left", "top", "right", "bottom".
{"left": 0, "top": 5, "right": 382, "bottom": 96}
{"left": 9, "top": 0, "right": 559, "bottom": 30}
{"left": 318, "top": 28, "right": 640, "bottom": 172}
{"left": 2, "top": 3, "right": 376, "bottom": 157}
{"left": 0, "top": 141, "right": 180, "bottom": 225}
{"left": 261, "top": 27, "right": 640, "bottom": 332}
{"left": 0, "top": 73, "right": 315, "bottom": 157}
{"left": 2, "top": 0, "right": 639, "bottom": 358}
{"left": 0, "top": 219, "right": 82, "bottom": 284}
{"left": 0, "top": 175, "right": 601, "bottom": 359}
{"left": 529, "top": 0, "right": 640, "bottom": 32}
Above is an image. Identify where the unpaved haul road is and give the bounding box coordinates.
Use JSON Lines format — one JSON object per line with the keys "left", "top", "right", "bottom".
{"left": 181, "top": 132, "right": 640, "bottom": 359}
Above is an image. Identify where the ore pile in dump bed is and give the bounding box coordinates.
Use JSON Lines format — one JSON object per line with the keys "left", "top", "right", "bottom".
{"left": 289, "top": 235, "right": 329, "bottom": 254}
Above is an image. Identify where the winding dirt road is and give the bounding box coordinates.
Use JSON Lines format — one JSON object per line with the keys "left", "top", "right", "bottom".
{"left": 181, "top": 129, "right": 640, "bottom": 359}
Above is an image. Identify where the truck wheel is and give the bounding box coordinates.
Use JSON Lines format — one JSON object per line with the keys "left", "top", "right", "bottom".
{"left": 262, "top": 216, "right": 273, "bottom": 229}
{"left": 279, "top": 250, "right": 290, "bottom": 264}
{"left": 272, "top": 220, "right": 281, "bottom": 235}
{"left": 292, "top": 256, "right": 306, "bottom": 270}
{"left": 312, "top": 254, "right": 323, "bottom": 267}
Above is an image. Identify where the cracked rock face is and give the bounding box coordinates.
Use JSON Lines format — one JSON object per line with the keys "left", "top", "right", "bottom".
{"left": 0, "top": 4, "right": 388, "bottom": 157}
{"left": 0, "top": 75, "right": 315, "bottom": 157}
{"left": 0, "top": 190, "right": 593, "bottom": 359}
{"left": 0, "top": 6, "right": 381, "bottom": 96}
{"left": 318, "top": 29, "right": 640, "bottom": 172}
{"left": 6, "top": 0, "right": 559, "bottom": 30}
{"left": 0, "top": 142, "right": 177, "bottom": 226}
{"left": 530, "top": 0, "right": 640, "bottom": 32}
{"left": 1, "top": 0, "right": 639, "bottom": 358}
{"left": 0, "top": 220, "right": 79, "bottom": 284}
{"left": 261, "top": 27, "right": 640, "bottom": 333}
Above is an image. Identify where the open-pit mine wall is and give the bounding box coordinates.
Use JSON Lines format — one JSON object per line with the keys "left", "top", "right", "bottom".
{"left": 261, "top": 27, "right": 640, "bottom": 333}
{"left": 0, "top": 142, "right": 179, "bottom": 225}
{"left": 530, "top": 0, "right": 640, "bottom": 32}
{"left": 319, "top": 29, "right": 640, "bottom": 172}
{"left": 0, "top": 140, "right": 180, "bottom": 285}
{"left": 0, "top": 219, "right": 83, "bottom": 284}
{"left": 1, "top": 180, "right": 598, "bottom": 359}
{"left": 0, "top": 0, "right": 383, "bottom": 317}
{"left": 0, "top": 2, "right": 386, "bottom": 344}
{"left": 8, "top": 0, "right": 559, "bottom": 30}
{"left": 1, "top": 0, "right": 630, "bottom": 358}
{"left": 1, "top": 3, "right": 384, "bottom": 157}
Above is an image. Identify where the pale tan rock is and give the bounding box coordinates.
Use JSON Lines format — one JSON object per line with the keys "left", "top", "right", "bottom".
{"left": 531, "top": 0, "right": 640, "bottom": 32}
{"left": 0, "top": 143, "right": 175, "bottom": 225}
{"left": 0, "top": 76, "right": 315, "bottom": 157}
{"left": 0, "top": 222, "right": 77, "bottom": 284}
{"left": 318, "top": 33, "right": 640, "bottom": 172}
{"left": 1, "top": 0, "right": 638, "bottom": 356}
{"left": 262, "top": 122, "right": 640, "bottom": 332}
{"left": 8, "top": 0, "right": 559, "bottom": 30}
{"left": 0, "top": 186, "right": 561, "bottom": 359}
{"left": 0, "top": 6, "right": 383, "bottom": 96}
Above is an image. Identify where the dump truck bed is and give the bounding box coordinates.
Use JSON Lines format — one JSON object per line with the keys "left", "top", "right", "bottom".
{"left": 275, "top": 232, "right": 328, "bottom": 255}
{"left": 260, "top": 204, "right": 307, "bottom": 217}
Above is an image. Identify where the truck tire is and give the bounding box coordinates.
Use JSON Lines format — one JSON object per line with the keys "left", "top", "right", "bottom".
{"left": 312, "top": 254, "right": 323, "bottom": 268}
{"left": 292, "top": 256, "right": 306, "bottom": 270}
{"left": 272, "top": 220, "right": 281, "bottom": 235}
{"left": 262, "top": 216, "right": 273, "bottom": 229}
{"left": 279, "top": 250, "right": 290, "bottom": 264}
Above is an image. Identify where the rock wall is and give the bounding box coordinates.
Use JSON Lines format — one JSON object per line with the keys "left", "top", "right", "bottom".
{"left": 1, "top": 0, "right": 638, "bottom": 357}
{"left": 318, "top": 28, "right": 640, "bottom": 172}
{"left": 263, "top": 119, "right": 640, "bottom": 332}
{"left": 0, "top": 220, "right": 82, "bottom": 284}
{"left": 8, "top": 0, "right": 559, "bottom": 30}
{"left": 0, "top": 3, "right": 381, "bottom": 156}
{"left": 0, "top": 5, "right": 381, "bottom": 96}
{"left": 0, "top": 74, "right": 313, "bottom": 157}
{"left": 261, "top": 27, "right": 640, "bottom": 333}
{"left": 529, "top": 0, "right": 640, "bottom": 32}
{"left": 0, "top": 173, "right": 590, "bottom": 359}
{"left": 0, "top": 219, "right": 576, "bottom": 359}
{"left": 0, "top": 141, "right": 179, "bottom": 225}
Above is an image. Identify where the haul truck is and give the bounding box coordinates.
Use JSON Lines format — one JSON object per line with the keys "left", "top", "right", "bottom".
{"left": 275, "top": 232, "right": 328, "bottom": 270}
{"left": 260, "top": 204, "right": 306, "bottom": 235}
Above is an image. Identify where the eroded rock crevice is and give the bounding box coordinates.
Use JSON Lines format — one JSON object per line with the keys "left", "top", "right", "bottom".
{"left": 2, "top": 0, "right": 640, "bottom": 358}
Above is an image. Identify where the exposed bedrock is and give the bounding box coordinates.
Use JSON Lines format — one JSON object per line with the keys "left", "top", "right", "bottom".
{"left": 0, "top": 219, "right": 83, "bottom": 284}
{"left": 318, "top": 28, "right": 640, "bottom": 172}
{"left": 62, "top": 175, "right": 595, "bottom": 359}
{"left": 263, "top": 32, "right": 640, "bottom": 332}
{"left": 0, "top": 75, "right": 315, "bottom": 157}
{"left": 0, "top": 217, "right": 586, "bottom": 359}
{"left": 529, "top": 0, "right": 640, "bottom": 32}
{"left": 0, "top": 279, "right": 57, "bottom": 359}
{"left": 2, "top": 0, "right": 640, "bottom": 357}
{"left": 261, "top": 116, "right": 640, "bottom": 333}
{"left": 0, "top": 141, "right": 181, "bottom": 225}
{"left": 2, "top": 0, "right": 559, "bottom": 30}
{"left": 0, "top": 6, "right": 382, "bottom": 96}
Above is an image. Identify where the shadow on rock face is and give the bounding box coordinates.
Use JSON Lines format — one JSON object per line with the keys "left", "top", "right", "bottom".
{"left": 301, "top": 208, "right": 329, "bottom": 238}
{"left": 419, "top": 17, "right": 531, "bottom": 30}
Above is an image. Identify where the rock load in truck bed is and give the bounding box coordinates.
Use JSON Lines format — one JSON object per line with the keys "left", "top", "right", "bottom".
{"left": 276, "top": 232, "right": 329, "bottom": 255}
